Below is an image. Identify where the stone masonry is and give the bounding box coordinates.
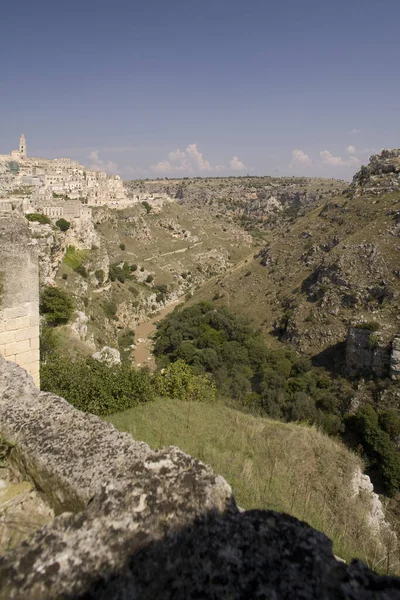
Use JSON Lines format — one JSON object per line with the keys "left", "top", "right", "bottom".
{"left": 0, "top": 214, "right": 39, "bottom": 387}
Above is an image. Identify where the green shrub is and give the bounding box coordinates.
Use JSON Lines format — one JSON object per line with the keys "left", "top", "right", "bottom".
{"left": 25, "top": 213, "right": 51, "bottom": 225}
{"left": 142, "top": 201, "right": 152, "bottom": 214}
{"left": 103, "top": 300, "right": 118, "bottom": 319}
{"left": 40, "top": 286, "right": 74, "bottom": 326}
{"left": 109, "top": 262, "right": 132, "bottom": 284}
{"left": 40, "top": 354, "right": 155, "bottom": 416}
{"left": 345, "top": 404, "right": 400, "bottom": 496}
{"left": 95, "top": 269, "right": 105, "bottom": 283}
{"left": 55, "top": 218, "right": 70, "bottom": 232}
{"left": 130, "top": 264, "right": 138, "bottom": 272}
{"left": 154, "top": 360, "right": 216, "bottom": 402}
{"left": 74, "top": 264, "right": 87, "bottom": 278}
{"left": 119, "top": 243, "right": 125, "bottom": 250}
{"left": 146, "top": 274, "right": 154, "bottom": 283}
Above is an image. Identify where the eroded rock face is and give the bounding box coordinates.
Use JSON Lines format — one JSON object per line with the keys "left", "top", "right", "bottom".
{"left": 346, "top": 326, "right": 390, "bottom": 378}
{"left": 0, "top": 356, "right": 400, "bottom": 599}
{"left": 391, "top": 337, "right": 400, "bottom": 380}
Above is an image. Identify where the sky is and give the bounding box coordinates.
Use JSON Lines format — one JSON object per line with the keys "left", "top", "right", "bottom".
{"left": 1, "top": 0, "right": 399, "bottom": 181}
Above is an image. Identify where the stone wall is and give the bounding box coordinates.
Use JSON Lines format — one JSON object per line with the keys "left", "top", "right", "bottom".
{"left": 0, "top": 215, "right": 40, "bottom": 387}
{"left": 0, "top": 356, "right": 400, "bottom": 599}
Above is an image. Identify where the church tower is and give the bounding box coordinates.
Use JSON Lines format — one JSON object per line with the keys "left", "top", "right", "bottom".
{"left": 19, "top": 134, "right": 26, "bottom": 158}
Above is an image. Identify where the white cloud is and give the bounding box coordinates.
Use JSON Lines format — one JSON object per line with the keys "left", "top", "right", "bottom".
{"left": 229, "top": 156, "right": 246, "bottom": 171}
{"left": 151, "top": 143, "right": 212, "bottom": 174}
{"left": 349, "top": 128, "right": 361, "bottom": 135}
{"left": 151, "top": 144, "right": 250, "bottom": 175}
{"left": 289, "top": 149, "right": 312, "bottom": 169}
{"left": 87, "top": 150, "right": 118, "bottom": 174}
{"left": 320, "top": 150, "right": 360, "bottom": 167}
{"left": 346, "top": 145, "right": 356, "bottom": 154}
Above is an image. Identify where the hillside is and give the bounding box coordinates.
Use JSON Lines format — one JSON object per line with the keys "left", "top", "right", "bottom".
{"left": 125, "top": 175, "right": 347, "bottom": 239}
{"left": 188, "top": 151, "right": 400, "bottom": 363}
{"left": 107, "top": 397, "right": 397, "bottom": 572}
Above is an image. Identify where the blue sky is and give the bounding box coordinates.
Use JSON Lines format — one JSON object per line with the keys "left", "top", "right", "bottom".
{"left": 1, "top": 0, "right": 399, "bottom": 180}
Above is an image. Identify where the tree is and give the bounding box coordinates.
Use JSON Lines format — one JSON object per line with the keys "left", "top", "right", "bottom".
{"left": 25, "top": 213, "right": 51, "bottom": 225}
{"left": 55, "top": 218, "right": 70, "bottom": 232}
{"left": 40, "top": 286, "right": 74, "bottom": 326}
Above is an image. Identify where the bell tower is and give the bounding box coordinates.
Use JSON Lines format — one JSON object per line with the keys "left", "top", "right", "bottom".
{"left": 19, "top": 134, "right": 26, "bottom": 158}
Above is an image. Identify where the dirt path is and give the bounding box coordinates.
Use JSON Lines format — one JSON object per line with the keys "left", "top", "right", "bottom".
{"left": 133, "top": 298, "right": 183, "bottom": 368}
{"left": 144, "top": 242, "right": 203, "bottom": 262}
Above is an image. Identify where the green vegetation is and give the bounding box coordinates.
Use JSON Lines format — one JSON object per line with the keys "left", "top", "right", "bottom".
{"left": 109, "top": 262, "right": 132, "bottom": 283}
{"left": 6, "top": 161, "right": 20, "bottom": 174}
{"left": 345, "top": 404, "right": 400, "bottom": 496}
{"left": 154, "top": 360, "right": 216, "bottom": 402}
{"left": 103, "top": 300, "right": 118, "bottom": 319}
{"left": 118, "top": 329, "right": 135, "bottom": 363}
{"left": 145, "top": 274, "right": 154, "bottom": 283}
{"left": 55, "top": 218, "right": 71, "bottom": 232}
{"left": 107, "top": 398, "right": 396, "bottom": 572}
{"left": 25, "top": 213, "right": 51, "bottom": 225}
{"left": 153, "top": 302, "right": 346, "bottom": 434}
{"left": 119, "top": 243, "right": 125, "bottom": 250}
{"left": 39, "top": 286, "right": 74, "bottom": 326}
{"left": 95, "top": 269, "right": 105, "bottom": 284}
{"left": 63, "top": 246, "right": 88, "bottom": 273}
{"left": 142, "top": 201, "right": 152, "bottom": 214}
{"left": 41, "top": 354, "right": 154, "bottom": 416}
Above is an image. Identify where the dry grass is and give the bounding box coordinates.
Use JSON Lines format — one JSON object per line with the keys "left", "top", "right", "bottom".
{"left": 107, "top": 398, "right": 398, "bottom": 572}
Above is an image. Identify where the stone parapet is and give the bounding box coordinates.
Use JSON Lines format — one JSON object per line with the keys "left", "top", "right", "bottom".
{"left": 0, "top": 357, "right": 400, "bottom": 599}
{"left": 0, "top": 215, "right": 39, "bottom": 387}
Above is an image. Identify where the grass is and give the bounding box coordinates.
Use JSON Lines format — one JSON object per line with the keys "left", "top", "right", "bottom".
{"left": 63, "top": 246, "right": 88, "bottom": 270}
{"left": 107, "top": 398, "right": 398, "bottom": 573}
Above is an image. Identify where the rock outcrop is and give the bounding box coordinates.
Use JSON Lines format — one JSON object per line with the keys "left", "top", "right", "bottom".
{"left": 346, "top": 325, "right": 391, "bottom": 378}
{"left": 391, "top": 337, "right": 400, "bottom": 380}
{"left": 0, "top": 356, "right": 400, "bottom": 598}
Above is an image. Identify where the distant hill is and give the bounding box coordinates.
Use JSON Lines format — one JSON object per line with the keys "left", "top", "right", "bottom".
{"left": 189, "top": 152, "right": 400, "bottom": 360}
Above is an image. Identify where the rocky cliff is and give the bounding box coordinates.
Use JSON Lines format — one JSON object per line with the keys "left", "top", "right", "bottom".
{"left": 0, "top": 356, "right": 400, "bottom": 599}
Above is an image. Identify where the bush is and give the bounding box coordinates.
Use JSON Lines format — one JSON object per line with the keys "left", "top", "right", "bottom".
{"left": 25, "top": 213, "right": 51, "bottom": 225}
{"left": 130, "top": 264, "right": 138, "bottom": 272}
{"left": 119, "top": 243, "right": 125, "bottom": 250}
{"left": 55, "top": 218, "right": 70, "bottom": 232}
{"left": 40, "top": 286, "right": 74, "bottom": 326}
{"left": 103, "top": 300, "right": 118, "bottom": 319}
{"left": 142, "top": 201, "right": 152, "bottom": 214}
{"left": 40, "top": 354, "right": 155, "bottom": 416}
{"left": 345, "top": 404, "right": 400, "bottom": 496}
{"left": 146, "top": 274, "right": 154, "bottom": 283}
{"left": 74, "top": 264, "right": 87, "bottom": 278}
{"left": 154, "top": 360, "right": 216, "bottom": 402}
{"left": 95, "top": 269, "right": 105, "bottom": 284}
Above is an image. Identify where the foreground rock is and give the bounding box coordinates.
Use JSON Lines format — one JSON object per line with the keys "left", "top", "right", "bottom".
{"left": 0, "top": 356, "right": 399, "bottom": 599}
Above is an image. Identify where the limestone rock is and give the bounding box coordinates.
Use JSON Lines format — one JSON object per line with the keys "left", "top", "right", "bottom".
{"left": 92, "top": 346, "right": 121, "bottom": 365}
{"left": 391, "top": 337, "right": 400, "bottom": 380}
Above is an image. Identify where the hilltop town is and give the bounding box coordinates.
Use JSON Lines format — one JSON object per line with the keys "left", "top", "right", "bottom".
{"left": 0, "top": 135, "right": 129, "bottom": 226}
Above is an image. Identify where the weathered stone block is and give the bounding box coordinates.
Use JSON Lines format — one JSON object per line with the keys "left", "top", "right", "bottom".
{"left": 5, "top": 339, "right": 31, "bottom": 357}
{"left": 30, "top": 313, "right": 40, "bottom": 327}
{"left": 3, "top": 304, "right": 30, "bottom": 320}
{"left": 0, "top": 329, "right": 16, "bottom": 346}
{"left": 16, "top": 349, "right": 39, "bottom": 366}
{"left": 14, "top": 325, "right": 39, "bottom": 342}
{"left": 5, "top": 315, "right": 31, "bottom": 331}
{"left": 29, "top": 336, "right": 39, "bottom": 350}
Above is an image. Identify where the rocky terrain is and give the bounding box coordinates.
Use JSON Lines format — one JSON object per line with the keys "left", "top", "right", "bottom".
{"left": 126, "top": 176, "right": 347, "bottom": 237}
